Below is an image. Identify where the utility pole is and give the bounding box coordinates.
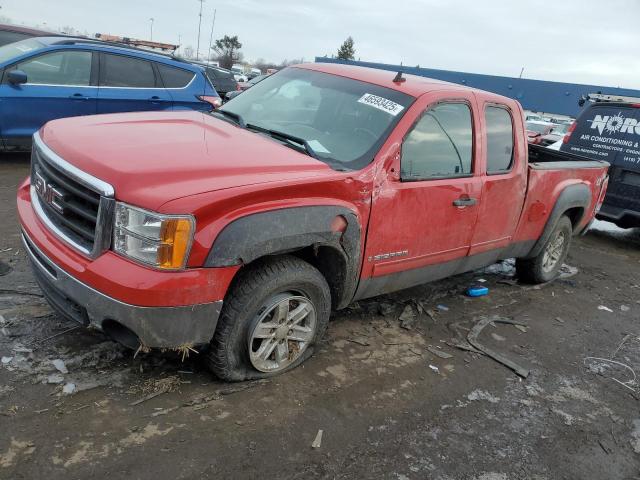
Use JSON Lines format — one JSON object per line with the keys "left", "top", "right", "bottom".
{"left": 149, "top": 18, "right": 154, "bottom": 41}
{"left": 519, "top": 67, "right": 525, "bottom": 79}
{"left": 208, "top": 8, "right": 217, "bottom": 62}
{"left": 178, "top": 34, "right": 182, "bottom": 54}
{"left": 196, "top": 0, "right": 205, "bottom": 60}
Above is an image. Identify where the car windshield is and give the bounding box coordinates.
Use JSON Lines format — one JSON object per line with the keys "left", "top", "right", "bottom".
{"left": 219, "top": 68, "right": 414, "bottom": 169}
{"left": 0, "top": 38, "right": 43, "bottom": 64}
{"left": 526, "top": 122, "right": 551, "bottom": 133}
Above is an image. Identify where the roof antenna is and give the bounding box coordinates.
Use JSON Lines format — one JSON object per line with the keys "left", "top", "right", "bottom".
{"left": 393, "top": 71, "right": 406, "bottom": 83}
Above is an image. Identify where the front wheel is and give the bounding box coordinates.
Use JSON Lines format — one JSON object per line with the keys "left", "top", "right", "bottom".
{"left": 204, "top": 255, "right": 331, "bottom": 381}
{"left": 516, "top": 215, "right": 573, "bottom": 284}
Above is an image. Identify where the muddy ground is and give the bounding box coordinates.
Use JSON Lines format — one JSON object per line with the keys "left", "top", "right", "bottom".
{"left": 1, "top": 154, "right": 640, "bottom": 480}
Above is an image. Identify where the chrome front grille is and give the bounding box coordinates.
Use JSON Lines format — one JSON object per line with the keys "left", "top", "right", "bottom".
{"left": 30, "top": 132, "right": 115, "bottom": 258}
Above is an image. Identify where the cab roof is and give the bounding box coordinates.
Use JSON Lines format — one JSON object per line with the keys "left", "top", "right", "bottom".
{"left": 296, "top": 62, "right": 516, "bottom": 104}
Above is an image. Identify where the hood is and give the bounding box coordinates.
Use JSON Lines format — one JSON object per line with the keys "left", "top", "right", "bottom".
{"left": 40, "top": 111, "right": 333, "bottom": 211}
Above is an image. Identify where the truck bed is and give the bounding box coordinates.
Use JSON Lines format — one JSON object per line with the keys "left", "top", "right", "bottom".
{"left": 527, "top": 143, "right": 610, "bottom": 170}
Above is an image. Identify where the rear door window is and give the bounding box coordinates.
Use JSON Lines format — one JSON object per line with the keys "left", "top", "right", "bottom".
{"left": 100, "top": 53, "right": 157, "bottom": 88}
{"left": 401, "top": 102, "right": 473, "bottom": 180}
{"left": 14, "top": 50, "right": 92, "bottom": 86}
{"left": 485, "top": 106, "right": 514, "bottom": 173}
{"left": 156, "top": 63, "right": 194, "bottom": 88}
{"left": 562, "top": 105, "right": 640, "bottom": 169}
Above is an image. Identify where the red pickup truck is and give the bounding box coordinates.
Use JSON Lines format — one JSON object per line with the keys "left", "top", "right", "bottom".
{"left": 17, "top": 63, "right": 609, "bottom": 380}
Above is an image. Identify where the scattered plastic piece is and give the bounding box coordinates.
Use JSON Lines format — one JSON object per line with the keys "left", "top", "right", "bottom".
{"left": 598, "top": 305, "right": 613, "bottom": 313}
{"left": 427, "top": 346, "right": 453, "bottom": 359}
{"left": 312, "top": 429, "right": 323, "bottom": 448}
{"left": 467, "top": 316, "right": 530, "bottom": 378}
{"left": 62, "top": 383, "right": 76, "bottom": 395}
{"left": 1, "top": 356, "right": 13, "bottom": 365}
{"left": 47, "top": 374, "right": 64, "bottom": 384}
{"left": 621, "top": 305, "right": 630, "bottom": 312}
{"left": 466, "top": 286, "right": 489, "bottom": 297}
{"left": 436, "top": 305, "right": 449, "bottom": 312}
{"left": 52, "top": 359, "right": 68, "bottom": 374}
{"left": 476, "top": 278, "right": 487, "bottom": 283}
{"left": 429, "top": 364, "right": 440, "bottom": 374}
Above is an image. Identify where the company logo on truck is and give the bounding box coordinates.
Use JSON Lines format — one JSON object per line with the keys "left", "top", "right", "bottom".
{"left": 589, "top": 113, "right": 640, "bottom": 136}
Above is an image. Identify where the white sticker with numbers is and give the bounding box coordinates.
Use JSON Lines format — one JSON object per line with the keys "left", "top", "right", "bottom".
{"left": 357, "top": 93, "right": 404, "bottom": 116}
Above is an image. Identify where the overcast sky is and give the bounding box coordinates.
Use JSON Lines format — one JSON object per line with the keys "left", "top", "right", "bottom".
{"left": 2, "top": 0, "right": 639, "bottom": 89}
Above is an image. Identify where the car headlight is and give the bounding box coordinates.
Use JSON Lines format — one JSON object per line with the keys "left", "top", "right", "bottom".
{"left": 113, "top": 202, "right": 195, "bottom": 270}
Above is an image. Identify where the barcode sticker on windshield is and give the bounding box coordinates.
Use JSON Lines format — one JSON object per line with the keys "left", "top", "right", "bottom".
{"left": 358, "top": 93, "right": 404, "bottom": 116}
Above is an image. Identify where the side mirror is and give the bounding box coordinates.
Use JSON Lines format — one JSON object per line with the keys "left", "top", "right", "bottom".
{"left": 7, "top": 70, "right": 27, "bottom": 85}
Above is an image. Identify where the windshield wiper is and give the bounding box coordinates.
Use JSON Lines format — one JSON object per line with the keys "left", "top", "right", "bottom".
{"left": 246, "top": 123, "right": 318, "bottom": 159}
{"left": 211, "top": 109, "right": 246, "bottom": 128}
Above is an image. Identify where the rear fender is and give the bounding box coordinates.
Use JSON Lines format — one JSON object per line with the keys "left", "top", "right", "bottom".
{"left": 525, "top": 183, "right": 591, "bottom": 259}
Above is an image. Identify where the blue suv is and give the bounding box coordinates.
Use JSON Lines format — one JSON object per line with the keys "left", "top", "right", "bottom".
{"left": 0, "top": 37, "right": 220, "bottom": 151}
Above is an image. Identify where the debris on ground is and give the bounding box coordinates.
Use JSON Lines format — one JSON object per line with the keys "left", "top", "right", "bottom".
{"left": 347, "top": 338, "right": 370, "bottom": 347}
{"left": 491, "top": 333, "right": 506, "bottom": 342}
{"left": 1, "top": 356, "right": 13, "bottom": 365}
{"left": 427, "top": 346, "right": 453, "bottom": 359}
{"left": 129, "top": 375, "right": 182, "bottom": 406}
{"left": 584, "top": 356, "right": 638, "bottom": 394}
{"left": 429, "top": 364, "right": 440, "bottom": 374}
{"left": 399, "top": 305, "right": 416, "bottom": 330}
{"left": 467, "top": 315, "right": 530, "bottom": 378}
{"left": 51, "top": 359, "right": 68, "bottom": 374}
{"left": 47, "top": 374, "right": 64, "bottom": 384}
{"left": 621, "top": 305, "right": 630, "bottom": 312}
{"left": 466, "top": 389, "right": 500, "bottom": 403}
{"left": 513, "top": 324, "right": 528, "bottom": 333}
{"left": 558, "top": 264, "right": 579, "bottom": 279}
{"left": 62, "top": 383, "right": 76, "bottom": 395}
{"left": 436, "top": 305, "right": 449, "bottom": 312}
{"left": 466, "top": 285, "right": 489, "bottom": 297}
{"left": 598, "top": 305, "right": 614, "bottom": 313}
{"left": 312, "top": 429, "right": 323, "bottom": 449}
{"left": 483, "top": 258, "right": 516, "bottom": 276}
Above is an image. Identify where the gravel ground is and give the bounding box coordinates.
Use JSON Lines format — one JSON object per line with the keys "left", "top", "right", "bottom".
{"left": 1, "top": 154, "right": 640, "bottom": 479}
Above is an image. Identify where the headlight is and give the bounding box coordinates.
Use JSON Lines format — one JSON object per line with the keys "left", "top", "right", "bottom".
{"left": 113, "top": 203, "right": 195, "bottom": 270}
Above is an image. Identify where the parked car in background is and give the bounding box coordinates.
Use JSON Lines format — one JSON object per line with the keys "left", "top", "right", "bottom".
{"left": 0, "top": 37, "right": 220, "bottom": 151}
{"left": 539, "top": 123, "right": 569, "bottom": 146}
{"left": 18, "top": 64, "right": 609, "bottom": 380}
{"left": 526, "top": 120, "right": 554, "bottom": 144}
{"left": 230, "top": 64, "right": 247, "bottom": 82}
{"left": 192, "top": 62, "right": 238, "bottom": 98}
{"left": 0, "top": 23, "right": 62, "bottom": 47}
{"left": 561, "top": 100, "right": 640, "bottom": 228}
{"left": 525, "top": 112, "right": 544, "bottom": 122}
{"left": 247, "top": 68, "right": 262, "bottom": 79}
{"left": 225, "top": 74, "right": 269, "bottom": 101}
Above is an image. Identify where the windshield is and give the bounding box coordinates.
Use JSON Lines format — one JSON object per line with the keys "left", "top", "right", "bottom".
{"left": 220, "top": 68, "right": 414, "bottom": 169}
{"left": 0, "top": 38, "right": 44, "bottom": 64}
{"left": 526, "top": 122, "right": 551, "bottom": 134}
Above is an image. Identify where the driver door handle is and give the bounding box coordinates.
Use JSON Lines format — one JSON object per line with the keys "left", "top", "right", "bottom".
{"left": 69, "top": 93, "right": 90, "bottom": 100}
{"left": 453, "top": 196, "right": 477, "bottom": 207}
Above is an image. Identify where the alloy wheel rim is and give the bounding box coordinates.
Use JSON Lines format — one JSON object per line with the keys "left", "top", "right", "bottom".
{"left": 542, "top": 230, "right": 566, "bottom": 273}
{"left": 248, "top": 293, "right": 317, "bottom": 373}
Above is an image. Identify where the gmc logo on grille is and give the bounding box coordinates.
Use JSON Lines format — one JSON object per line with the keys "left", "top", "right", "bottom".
{"left": 33, "top": 171, "right": 65, "bottom": 214}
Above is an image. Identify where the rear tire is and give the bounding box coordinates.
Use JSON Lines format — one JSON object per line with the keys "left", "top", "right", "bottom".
{"left": 516, "top": 215, "right": 573, "bottom": 284}
{"left": 204, "top": 255, "right": 331, "bottom": 381}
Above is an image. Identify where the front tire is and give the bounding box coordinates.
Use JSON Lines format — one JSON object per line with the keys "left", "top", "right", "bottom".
{"left": 205, "top": 255, "right": 331, "bottom": 381}
{"left": 516, "top": 215, "right": 573, "bottom": 284}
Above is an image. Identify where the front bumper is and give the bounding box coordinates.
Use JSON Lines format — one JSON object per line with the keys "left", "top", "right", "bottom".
{"left": 22, "top": 230, "right": 223, "bottom": 349}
